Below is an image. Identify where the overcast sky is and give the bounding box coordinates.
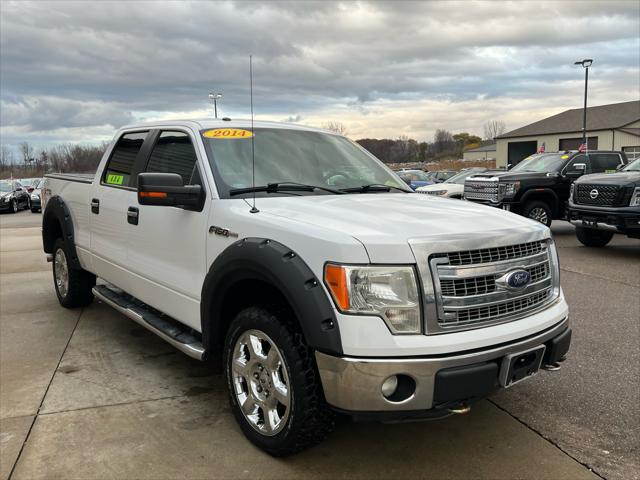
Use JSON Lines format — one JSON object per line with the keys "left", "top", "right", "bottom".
{"left": 1, "top": 0, "right": 639, "bottom": 152}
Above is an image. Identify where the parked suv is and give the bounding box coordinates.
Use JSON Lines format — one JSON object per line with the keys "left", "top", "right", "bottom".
{"left": 464, "top": 151, "right": 627, "bottom": 226}
{"left": 567, "top": 158, "right": 640, "bottom": 246}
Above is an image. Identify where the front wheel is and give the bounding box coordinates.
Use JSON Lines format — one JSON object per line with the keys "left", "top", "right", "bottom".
{"left": 224, "top": 306, "right": 334, "bottom": 456}
{"left": 575, "top": 227, "right": 613, "bottom": 247}
{"left": 52, "top": 238, "right": 96, "bottom": 308}
{"left": 10, "top": 199, "right": 18, "bottom": 213}
{"left": 523, "top": 200, "right": 553, "bottom": 227}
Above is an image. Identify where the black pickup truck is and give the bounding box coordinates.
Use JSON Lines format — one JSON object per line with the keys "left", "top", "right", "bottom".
{"left": 567, "top": 158, "right": 640, "bottom": 246}
{"left": 464, "top": 151, "right": 627, "bottom": 226}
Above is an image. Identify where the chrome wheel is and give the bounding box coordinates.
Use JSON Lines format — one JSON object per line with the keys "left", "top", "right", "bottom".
{"left": 54, "top": 248, "right": 69, "bottom": 298}
{"left": 231, "top": 329, "right": 291, "bottom": 436}
{"left": 528, "top": 207, "right": 548, "bottom": 225}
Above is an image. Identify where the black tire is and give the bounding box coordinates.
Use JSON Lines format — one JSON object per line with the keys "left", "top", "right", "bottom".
{"left": 10, "top": 199, "right": 18, "bottom": 213}
{"left": 52, "top": 238, "right": 96, "bottom": 308}
{"left": 523, "top": 200, "right": 553, "bottom": 227}
{"left": 224, "top": 306, "right": 334, "bottom": 456}
{"left": 31, "top": 208, "right": 39, "bottom": 213}
{"left": 575, "top": 227, "right": 614, "bottom": 248}
{"left": 26, "top": 198, "right": 31, "bottom": 210}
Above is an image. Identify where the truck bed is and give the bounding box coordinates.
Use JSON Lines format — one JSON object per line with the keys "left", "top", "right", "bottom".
{"left": 44, "top": 172, "right": 95, "bottom": 184}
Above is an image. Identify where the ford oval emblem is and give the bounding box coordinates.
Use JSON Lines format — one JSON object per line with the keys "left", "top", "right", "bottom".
{"left": 505, "top": 269, "right": 531, "bottom": 290}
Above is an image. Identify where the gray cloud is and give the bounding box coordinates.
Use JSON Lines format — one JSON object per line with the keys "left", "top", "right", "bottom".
{"left": 1, "top": 0, "right": 638, "bottom": 148}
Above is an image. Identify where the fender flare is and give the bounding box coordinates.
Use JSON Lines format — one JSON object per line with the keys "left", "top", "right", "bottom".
{"left": 200, "top": 237, "right": 342, "bottom": 356}
{"left": 42, "top": 195, "right": 82, "bottom": 269}
{"left": 520, "top": 188, "right": 560, "bottom": 215}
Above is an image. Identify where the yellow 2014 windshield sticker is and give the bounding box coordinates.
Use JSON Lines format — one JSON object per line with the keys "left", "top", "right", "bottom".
{"left": 203, "top": 128, "right": 253, "bottom": 139}
{"left": 106, "top": 174, "right": 124, "bottom": 185}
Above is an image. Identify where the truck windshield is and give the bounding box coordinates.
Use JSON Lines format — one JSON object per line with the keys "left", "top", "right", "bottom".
{"left": 623, "top": 158, "right": 640, "bottom": 171}
{"left": 201, "top": 128, "right": 408, "bottom": 198}
{"left": 510, "top": 153, "right": 567, "bottom": 173}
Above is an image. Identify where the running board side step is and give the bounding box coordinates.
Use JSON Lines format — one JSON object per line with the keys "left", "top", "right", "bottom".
{"left": 92, "top": 284, "right": 205, "bottom": 360}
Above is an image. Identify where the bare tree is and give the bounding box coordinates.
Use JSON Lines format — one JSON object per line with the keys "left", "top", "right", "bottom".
{"left": 0, "top": 145, "right": 13, "bottom": 169}
{"left": 483, "top": 120, "right": 506, "bottom": 141}
{"left": 322, "top": 121, "right": 348, "bottom": 136}
{"left": 19, "top": 141, "right": 35, "bottom": 168}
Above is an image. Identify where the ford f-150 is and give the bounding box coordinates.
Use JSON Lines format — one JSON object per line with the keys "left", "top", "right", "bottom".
{"left": 41, "top": 119, "right": 571, "bottom": 456}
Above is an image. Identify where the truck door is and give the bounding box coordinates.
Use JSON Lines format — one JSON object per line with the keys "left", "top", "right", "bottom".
{"left": 124, "top": 129, "right": 210, "bottom": 330}
{"left": 90, "top": 130, "right": 149, "bottom": 288}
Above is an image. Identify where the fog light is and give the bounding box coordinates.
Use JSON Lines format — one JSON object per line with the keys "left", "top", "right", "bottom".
{"left": 381, "top": 375, "right": 398, "bottom": 398}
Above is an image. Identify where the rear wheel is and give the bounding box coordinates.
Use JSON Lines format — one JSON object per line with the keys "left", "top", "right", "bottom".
{"left": 575, "top": 227, "right": 613, "bottom": 248}
{"left": 224, "top": 306, "right": 334, "bottom": 456}
{"left": 52, "top": 238, "right": 95, "bottom": 308}
{"left": 523, "top": 200, "right": 552, "bottom": 227}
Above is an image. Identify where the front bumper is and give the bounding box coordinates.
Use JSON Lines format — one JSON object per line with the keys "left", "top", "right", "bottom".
{"left": 567, "top": 202, "right": 640, "bottom": 235}
{"left": 316, "top": 318, "right": 570, "bottom": 413}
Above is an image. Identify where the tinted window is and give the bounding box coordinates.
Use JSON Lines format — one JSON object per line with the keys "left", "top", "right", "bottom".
{"left": 590, "top": 153, "right": 621, "bottom": 172}
{"left": 146, "top": 131, "right": 198, "bottom": 184}
{"left": 103, "top": 131, "right": 148, "bottom": 187}
{"left": 566, "top": 154, "right": 591, "bottom": 174}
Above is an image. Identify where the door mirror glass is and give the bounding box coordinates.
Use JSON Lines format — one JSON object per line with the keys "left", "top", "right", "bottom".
{"left": 15, "top": 187, "right": 22, "bottom": 191}
{"left": 137, "top": 172, "right": 202, "bottom": 209}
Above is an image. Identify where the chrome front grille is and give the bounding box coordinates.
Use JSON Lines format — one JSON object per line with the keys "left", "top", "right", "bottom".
{"left": 452, "top": 289, "right": 553, "bottom": 325}
{"left": 575, "top": 184, "right": 620, "bottom": 206}
{"left": 429, "top": 240, "right": 558, "bottom": 332}
{"left": 440, "top": 262, "right": 548, "bottom": 297}
{"left": 464, "top": 180, "right": 499, "bottom": 202}
{"left": 436, "top": 240, "right": 545, "bottom": 266}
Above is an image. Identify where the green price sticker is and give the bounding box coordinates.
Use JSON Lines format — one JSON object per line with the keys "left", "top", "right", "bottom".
{"left": 106, "top": 174, "right": 124, "bottom": 185}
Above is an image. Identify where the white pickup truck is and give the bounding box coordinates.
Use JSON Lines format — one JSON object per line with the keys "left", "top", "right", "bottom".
{"left": 41, "top": 119, "right": 571, "bottom": 456}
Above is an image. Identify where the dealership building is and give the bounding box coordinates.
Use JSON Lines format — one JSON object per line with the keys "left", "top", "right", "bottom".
{"left": 495, "top": 100, "right": 640, "bottom": 167}
{"left": 462, "top": 143, "right": 496, "bottom": 161}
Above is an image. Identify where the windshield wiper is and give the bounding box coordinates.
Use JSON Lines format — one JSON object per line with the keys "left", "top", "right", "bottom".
{"left": 340, "top": 183, "right": 410, "bottom": 193}
{"left": 229, "top": 182, "right": 344, "bottom": 196}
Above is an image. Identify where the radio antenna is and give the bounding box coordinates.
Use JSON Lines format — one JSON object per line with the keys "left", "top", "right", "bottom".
{"left": 249, "top": 55, "right": 259, "bottom": 214}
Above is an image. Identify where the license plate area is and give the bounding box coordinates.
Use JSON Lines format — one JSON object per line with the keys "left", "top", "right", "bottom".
{"left": 499, "top": 345, "right": 546, "bottom": 388}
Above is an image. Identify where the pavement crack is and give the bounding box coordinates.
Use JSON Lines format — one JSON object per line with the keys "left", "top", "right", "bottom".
{"left": 37, "top": 394, "right": 190, "bottom": 417}
{"left": 488, "top": 399, "right": 606, "bottom": 480}
{"left": 7, "top": 307, "right": 84, "bottom": 480}
{"left": 560, "top": 266, "right": 639, "bottom": 288}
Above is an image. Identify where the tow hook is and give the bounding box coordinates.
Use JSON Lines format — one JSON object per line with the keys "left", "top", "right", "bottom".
{"left": 542, "top": 355, "right": 567, "bottom": 372}
{"left": 448, "top": 404, "right": 471, "bottom": 415}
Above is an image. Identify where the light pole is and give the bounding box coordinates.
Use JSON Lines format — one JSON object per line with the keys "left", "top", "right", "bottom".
{"left": 208, "top": 92, "right": 222, "bottom": 119}
{"left": 574, "top": 59, "right": 593, "bottom": 149}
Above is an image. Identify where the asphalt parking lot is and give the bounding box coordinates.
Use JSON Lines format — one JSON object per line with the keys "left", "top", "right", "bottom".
{"left": 1, "top": 210, "right": 638, "bottom": 480}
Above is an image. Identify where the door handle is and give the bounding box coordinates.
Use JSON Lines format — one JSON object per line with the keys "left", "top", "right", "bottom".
{"left": 91, "top": 198, "right": 100, "bottom": 214}
{"left": 127, "top": 206, "right": 139, "bottom": 225}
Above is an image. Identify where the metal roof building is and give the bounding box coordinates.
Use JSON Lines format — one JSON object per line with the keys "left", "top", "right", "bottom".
{"left": 495, "top": 100, "right": 640, "bottom": 167}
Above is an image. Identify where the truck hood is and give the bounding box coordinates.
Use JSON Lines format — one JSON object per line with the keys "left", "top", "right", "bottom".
{"left": 575, "top": 171, "right": 640, "bottom": 186}
{"left": 469, "top": 170, "right": 555, "bottom": 182}
{"left": 256, "top": 193, "right": 547, "bottom": 263}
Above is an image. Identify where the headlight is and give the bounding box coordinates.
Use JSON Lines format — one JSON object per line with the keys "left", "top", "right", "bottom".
{"left": 31, "top": 193, "right": 40, "bottom": 200}
{"left": 499, "top": 181, "right": 520, "bottom": 199}
{"left": 630, "top": 187, "right": 640, "bottom": 206}
{"left": 569, "top": 183, "right": 575, "bottom": 201}
{"left": 432, "top": 190, "right": 448, "bottom": 196}
{"left": 324, "top": 264, "right": 421, "bottom": 334}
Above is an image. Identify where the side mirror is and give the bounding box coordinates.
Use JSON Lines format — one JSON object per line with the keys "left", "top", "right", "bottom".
{"left": 15, "top": 187, "right": 23, "bottom": 192}
{"left": 137, "top": 172, "right": 202, "bottom": 210}
{"left": 565, "top": 163, "right": 586, "bottom": 179}
{"left": 507, "top": 164, "right": 512, "bottom": 170}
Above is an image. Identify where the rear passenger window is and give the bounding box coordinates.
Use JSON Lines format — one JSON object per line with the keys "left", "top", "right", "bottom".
{"left": 590, "top": 154, "right": 621, "bottom": 173}
{"left": 103, "top": 131, "right": 148, "bottom": 187}
{"left": 145, "top": 131, "right": 199, "bottom": 185}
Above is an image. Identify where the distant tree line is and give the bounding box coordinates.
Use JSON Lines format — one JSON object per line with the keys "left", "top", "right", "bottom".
{"left": 325, "top": 120, "right": 504, "bottom": 164}
{"left": 0, "top": 142, "right": 108, "bottom": 178}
